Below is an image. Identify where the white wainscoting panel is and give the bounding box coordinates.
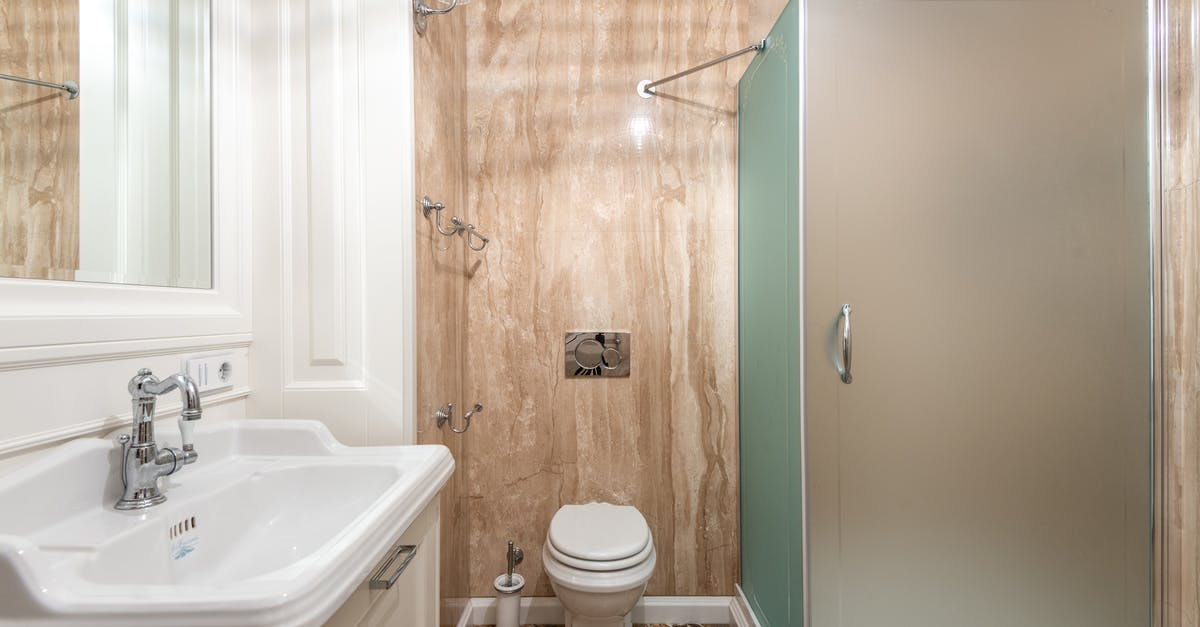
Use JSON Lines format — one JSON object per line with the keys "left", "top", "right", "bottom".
{"left": 248, "top": 0, "right": 416, "bottom": 446}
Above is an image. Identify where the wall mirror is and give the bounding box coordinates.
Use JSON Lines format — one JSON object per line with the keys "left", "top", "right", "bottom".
{"left": 0, "top": 0, "right": 211, "bottom": 289}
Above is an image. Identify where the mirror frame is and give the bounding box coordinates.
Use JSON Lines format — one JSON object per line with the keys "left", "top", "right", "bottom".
{"left": 0, "top": 0, "right": 248, "bottom": 360}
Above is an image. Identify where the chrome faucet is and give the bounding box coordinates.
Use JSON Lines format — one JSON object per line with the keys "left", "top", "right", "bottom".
{"left": 115, "top": 368, "right": 203, "bottom": 510}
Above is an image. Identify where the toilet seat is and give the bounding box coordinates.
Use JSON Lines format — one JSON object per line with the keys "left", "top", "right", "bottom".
{"left": 546, "top": 533, "right": 654, "bottom": 571}
{"left": 548, "top": 503, "right": 650, "bottom": 562}
{"left": 543, "top": 542, "right": 657, "bottom": 594}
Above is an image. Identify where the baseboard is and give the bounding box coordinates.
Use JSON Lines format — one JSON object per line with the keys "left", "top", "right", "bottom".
{"left": 730, "top": 585, "right": 763, "bottom": 627}
{"left": 450, "top": 597, "right": 472, "bottom": 627}
{"left": 460, "top": 595, "right": 735, "bottom": 625}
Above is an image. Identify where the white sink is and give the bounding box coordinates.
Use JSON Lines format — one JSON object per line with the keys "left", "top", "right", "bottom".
{"left": 0, "top": 419, "right": 453, "bottom": 626}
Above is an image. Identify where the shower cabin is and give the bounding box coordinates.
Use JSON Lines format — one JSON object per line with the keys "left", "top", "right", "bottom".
{"left": 738, "top": 1, "right": 1157, "bottom": 625}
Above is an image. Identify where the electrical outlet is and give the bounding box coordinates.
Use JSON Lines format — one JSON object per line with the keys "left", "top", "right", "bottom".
{"left": 182, "top": 353, "right": 234, "bottom": 394}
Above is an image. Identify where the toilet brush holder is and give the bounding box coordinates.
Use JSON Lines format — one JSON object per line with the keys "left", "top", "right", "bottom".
{"left": 493, "top": 573, "right": 525, "bottom": 627}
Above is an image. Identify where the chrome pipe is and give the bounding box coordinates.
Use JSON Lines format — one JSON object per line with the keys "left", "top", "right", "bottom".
{"left": 0, "top": 73, "right": 78, "bottom": 99}
{"left": 637, "top": 40, "right": 766, "bottom": 98}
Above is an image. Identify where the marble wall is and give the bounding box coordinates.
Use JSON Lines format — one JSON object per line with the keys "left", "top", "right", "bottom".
{"left": 0, "top": 0, "right": 79, "bottom": 280}
{"left": 459, "top": 0, "right": 745, "bottom": 597}
{"left": 412, "top": 8, "right": 472, "bottom": 622}
{"left": 1164, "top": 1, "right": 1200, "bottom": 624}
{"left": 749, "top": 0, "right": 789, "bottom": 44}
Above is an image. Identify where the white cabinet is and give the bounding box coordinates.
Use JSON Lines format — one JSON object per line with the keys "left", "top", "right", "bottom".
{"left": 325, "top": 501, "right": 440, "bottom": 627}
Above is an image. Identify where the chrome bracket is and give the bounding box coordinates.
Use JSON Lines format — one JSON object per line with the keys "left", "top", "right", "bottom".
{"left": 413, "top": 0, "right": 459, "bottom": 36}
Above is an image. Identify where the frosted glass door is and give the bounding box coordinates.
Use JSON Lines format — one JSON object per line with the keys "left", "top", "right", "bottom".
{"left": 802, "top": 1, "right": 1152, "bottom": 626}
{"left": 737, "top": 3, "right": 802, "bottom": 626}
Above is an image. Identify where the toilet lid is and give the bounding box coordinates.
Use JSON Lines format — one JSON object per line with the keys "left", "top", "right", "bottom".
{"left": 548, "top": 503, "right": 651, "bottom": 562}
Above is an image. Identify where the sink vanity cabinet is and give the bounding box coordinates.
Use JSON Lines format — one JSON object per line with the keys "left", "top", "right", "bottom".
{"left": 325, "top": 500, "right": 440, "bottom": 627}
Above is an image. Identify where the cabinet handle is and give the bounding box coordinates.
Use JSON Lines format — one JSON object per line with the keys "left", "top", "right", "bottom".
{"left": 369, "top": 544, "right": 418, "bottom": 590}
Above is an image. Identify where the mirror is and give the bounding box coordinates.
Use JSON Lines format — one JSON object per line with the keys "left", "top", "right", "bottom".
{"left": 0, "top": 0, "right": 212, "bottom": 288}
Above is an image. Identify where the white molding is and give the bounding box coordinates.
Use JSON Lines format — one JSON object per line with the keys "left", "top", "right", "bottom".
{"left": 731, "top": 585, "right": 765, "bottom": 627}
{"left": 283, "top": 380, "right": 368, "bottom": 391}
{"left": 453, "top": 600, "right": 472, "bottom": 627}
{"left": 0, "top": 333, "right": 251, "bottom": 372}
{"left": 0, "top": 385, "right": 250, "bottom": 456}
{"left": 462, "top": 596, "right": 735, "bottom": 626}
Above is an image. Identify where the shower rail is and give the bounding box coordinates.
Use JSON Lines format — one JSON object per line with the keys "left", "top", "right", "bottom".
{"left": 0, "top": 73, "right": 79, "bottom": 99}
{"left": 636, "top": 40, "right": 766, "bottom": 98}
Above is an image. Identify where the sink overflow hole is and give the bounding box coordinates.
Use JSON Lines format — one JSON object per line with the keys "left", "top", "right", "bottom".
{"left": 169, "top": 516, "right": 199, "bottom": 539}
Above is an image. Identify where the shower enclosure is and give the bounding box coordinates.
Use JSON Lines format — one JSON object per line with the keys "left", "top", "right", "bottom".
{"left": 738, "top": 1, "right": 1154, "bottom": 625}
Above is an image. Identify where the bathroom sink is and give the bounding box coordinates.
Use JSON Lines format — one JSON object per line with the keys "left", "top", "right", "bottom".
{"left": 0, "top": 420, "right": 453, "bottom": 626}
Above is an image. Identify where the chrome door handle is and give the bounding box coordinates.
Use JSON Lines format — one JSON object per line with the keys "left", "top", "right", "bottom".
{"left": 369, "top": 544, "right": 418, "bottom": 590}
{"left": 838, "top": 304, "right": 853, "bottom": 384}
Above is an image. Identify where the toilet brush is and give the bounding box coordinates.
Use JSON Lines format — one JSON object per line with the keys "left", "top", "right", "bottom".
{"left": 493, "top": 540, "right": 524, "bottom": 627}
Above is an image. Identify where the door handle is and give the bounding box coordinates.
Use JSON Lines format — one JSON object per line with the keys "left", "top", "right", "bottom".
{"left": 837, "top": 304, "right": 853, "bottom": 384}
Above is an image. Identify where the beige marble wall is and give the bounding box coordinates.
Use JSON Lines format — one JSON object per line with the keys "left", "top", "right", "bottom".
{"left": 0, "top": 0, "right": 79, "bottom": 281}
{"left": 413, "top": 8, "right": 472, "bottom": 623}
{"left": 1164, "top": 0, "right": 1200, "bottom": 624}
{"left": 749, "top": 0, "right": 789, "bottom": 43}
{"left": 461, "top": 0, "right": 744, "bottom": 597}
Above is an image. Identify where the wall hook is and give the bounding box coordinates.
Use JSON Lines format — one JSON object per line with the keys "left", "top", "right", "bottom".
{"left": 419, "top": 196, "right": 491, "bottom": 252}
{"left": 421, "top": 196, "right": 463, "bottom": 236}
{"left": 435, "top": 402, "right": 483, "bottom": 434}
{"left": 413, "top": 0, "right": 469, "bottom": 35}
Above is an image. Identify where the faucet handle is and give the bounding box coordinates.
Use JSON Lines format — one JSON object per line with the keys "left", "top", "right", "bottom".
{"left": 178, "top": 417, "right": 196, "bottom": 452}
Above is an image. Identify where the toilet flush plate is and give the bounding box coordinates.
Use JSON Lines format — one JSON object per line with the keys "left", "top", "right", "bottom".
{"left": 565, "top": 332, "right": 630, "bottom": 378}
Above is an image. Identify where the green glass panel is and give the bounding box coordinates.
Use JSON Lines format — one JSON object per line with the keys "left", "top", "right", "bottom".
{"left": 738, "top": 3, "right": 802, "bottom": 626}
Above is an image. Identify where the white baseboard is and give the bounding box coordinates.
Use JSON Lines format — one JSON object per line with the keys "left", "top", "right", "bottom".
{"left": 450, "top": 597, "right": 472, "bottom": 627}
{"left": 458, "top": 595, "right": 735, "bottom": 625}
{"left": 730, "top": 585, "right": 763, "bottom": 627}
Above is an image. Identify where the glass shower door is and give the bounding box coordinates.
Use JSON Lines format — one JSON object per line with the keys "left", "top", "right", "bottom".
{"left": 802, "top": 0, "right": 1152, "bottom": 626}
{"left": 738, "top": 1, "right": 1152, "bottom": 626}
{"left": 737, "top": 3, "right": 802, "bottom": 626}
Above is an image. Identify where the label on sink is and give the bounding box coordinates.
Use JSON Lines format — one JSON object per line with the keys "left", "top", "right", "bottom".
{"left": 172, "top": 536, "right": 199, "bottom": 560}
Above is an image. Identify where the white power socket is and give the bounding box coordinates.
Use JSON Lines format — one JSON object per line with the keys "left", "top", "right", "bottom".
{"left": 182, "top": 353, "right": 234, "bottom": 394}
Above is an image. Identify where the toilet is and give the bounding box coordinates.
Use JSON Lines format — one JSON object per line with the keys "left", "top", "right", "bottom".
{"left": 542, "top": 502, "right": 656, "bottom": 627}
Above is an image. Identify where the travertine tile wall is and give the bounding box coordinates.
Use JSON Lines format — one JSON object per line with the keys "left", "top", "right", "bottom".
{"left": 749, "top": 0, "right": 789, "bottom": 44}
{"left": 412, "top": 9, "right": 472, "bottom": 621}
{"left": 461, "top": 0, "right": 745, "bottom": 597}
{"left": 0, "top": 0, "right": 79, "bottom": 280}
{"left": 1165, "top": 1, "right": 1200, "bottom": 625}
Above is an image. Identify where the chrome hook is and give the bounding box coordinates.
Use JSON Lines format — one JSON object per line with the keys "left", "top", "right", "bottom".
{"left": 435, "top": 402, "right": 482, "bottom": 434}
{"left": 418, "top": 195, "right": 490, "bottom": 253}
{"left": 414, "top": 0, "right": 458, "bottom": 17}
{"left": 465, "top": 225, "right": 490, "bottom": 251}
{"left": 421, "top": 196, "right": 463, "bottom": 237}
{"left": 413, "top": 0, "right": 460, "bottom": 35}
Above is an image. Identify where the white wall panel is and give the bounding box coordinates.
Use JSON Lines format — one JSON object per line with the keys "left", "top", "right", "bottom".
{"left": 249, "top": 0, "right": 416, "bottom": 447}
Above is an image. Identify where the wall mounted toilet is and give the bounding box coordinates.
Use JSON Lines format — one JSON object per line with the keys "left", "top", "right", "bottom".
{"left": 542, "top": 502, "right": 656, "bottom": 627}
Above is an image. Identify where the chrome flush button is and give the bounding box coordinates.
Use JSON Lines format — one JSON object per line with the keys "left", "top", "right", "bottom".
{"left": 565, "top": 332, "right": 630, "bottom": 378}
